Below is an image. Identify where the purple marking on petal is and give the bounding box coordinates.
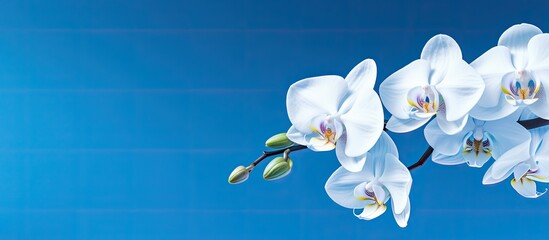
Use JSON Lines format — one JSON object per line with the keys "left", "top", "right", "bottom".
{"left": 416, "top": 96, "right": 424, "bottom": 107}
{"left": 528, "top": 80, "right": 536, "bottom": 97}
{"left": 466, "top": 137, "right": 473, "bottom": 146}
{"left": 320, "top": 121, "right": 326, "bottom": 134}
{"left": 510, "top": 82, "right": 518, "bottom": 96}
{"left": 482, "top": 139, "right": 490, "bottom": 147}
{"left": 365, "top": 189, "right": 375, "bottom": 198}
{"left": 438, "top": 101, "right": 446, "bottom": 113}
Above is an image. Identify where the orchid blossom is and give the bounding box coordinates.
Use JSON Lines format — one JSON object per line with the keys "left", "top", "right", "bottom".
{"left": 470, "top": 23, "right": 549, "bottom": 121}
{"left": 425, "top": 115, "right": 530, "bottom": 168}
{"left": 483, "top": 127, "right": 549, "bottom": 198}
{"left": 229, "top": 22, "right": 549, "bottom": 228}
{"left": 325, "top": 132, "right": 412, "bottom": 227}
{"left": 380, "top": 34, "right": 485, "bottom": 134}
{"left": 286, "top": 59, "right": 384, "bottom": 172}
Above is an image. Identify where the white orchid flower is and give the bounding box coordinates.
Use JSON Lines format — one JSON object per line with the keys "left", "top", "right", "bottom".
{"left": 425, "top": 115, "right": 530, "bottom": 168}
{"left": 469, "top": 23, "right": 549, "bottom": 121}
{"left": 325, "top": 132, "right": 412, "bottom": 228}
{"left": 380, "top": 34, "right": 485, "bottom": 134}
{"left": 483, "top": 127, "right": 549, "bottom": 198}
{"left": 286, "top": 59, "right": 384, "bottom": 172}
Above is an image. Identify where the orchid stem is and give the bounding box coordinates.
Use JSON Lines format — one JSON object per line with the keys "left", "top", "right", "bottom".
{"left": 249, "top": 145, "right": 307, "bottom": 170}
{"left": 407, "top": 146, "right": 434, "bottom": 171}
{"left": 518, "top": 118, "right": 549, "bottom": 130}
{"left": 253, "top": 118, "right": 549, "bottom": 172}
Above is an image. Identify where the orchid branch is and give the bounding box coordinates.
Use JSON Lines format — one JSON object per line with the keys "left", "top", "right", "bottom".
{"left": 229, "top": 117, "right": 549, "bottom": 184}
{"left": 519, "top": 118, "right": 549, "bottom": 130}
{"left": 229, "top": 23, "right": 549, "bottom": 227}
{"left": 250, "top": 145, "right": 307, "bottom": 169}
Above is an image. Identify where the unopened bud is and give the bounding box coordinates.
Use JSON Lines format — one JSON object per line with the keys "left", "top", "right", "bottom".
{"left": 228, "top": 166, "right": 251, "bottom": 184}
{"left": 263, "top": 156, "right": 293, "bottom": 181}
{"left": 265, "top": 133, "right": 294, "bottom": 149}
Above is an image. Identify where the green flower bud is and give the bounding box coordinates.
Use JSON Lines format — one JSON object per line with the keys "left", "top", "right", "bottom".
{"left": 265, "top": 133, "right": 294, "bottom": 149}
{"left": 228, "top": 166, "right": 250, "bottom": 184}
{"left": 263, "top": 156, "right": 293, "bottom": 181}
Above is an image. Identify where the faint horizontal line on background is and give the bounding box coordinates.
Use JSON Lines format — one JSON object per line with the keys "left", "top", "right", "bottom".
{"left": 0, "top": 28, "right": 500, "bottom": 34}
{"left": 0, "top": 88, "right": 278, "bottom": 93}
{"left": 0, "top": 148, "right": 251, "bottom": 154}
{"left": 0, "top": 208, "right": 545, "bottom": 214}
{"left": 0, "top": 208, "right": 349, "bottom": 214}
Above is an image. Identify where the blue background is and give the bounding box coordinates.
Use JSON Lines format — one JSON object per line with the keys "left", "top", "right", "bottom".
{"left": 0, "top": 0, "right": 547, "bottom": 239}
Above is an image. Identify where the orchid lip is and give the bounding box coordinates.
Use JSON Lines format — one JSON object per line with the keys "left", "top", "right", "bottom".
{"left": 461, "top": 129, "right": 492, "bottom": 168}
{"left": 501, "top": 70, "right": 540, "bottom": 106}
{"left": 406, "top": 85, "right": 440, "bottom": 119}
{"left": 353, "top": 181, "right": 389, "bottom": 206}
{"left": 307, "top": 114, "right": 343, "bottom": 150}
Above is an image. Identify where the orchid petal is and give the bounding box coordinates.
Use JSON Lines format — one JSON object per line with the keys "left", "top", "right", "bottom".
{"left": 335, "top": 134, "right": 367, "bottom": 173}
{"left": 527, "top": 164, "right": 549, "bottom": 183}
{"left": 435, "top": 60, "right": 485, "bottom": 121}
{"left": 528, "top": 82, "right": 549, "bottom": 119}
{"left": 286, "top": 126, "right": 308, "bottom": 146}
{"left": 378, "top": 153, "right": 412, "bottom": 214}
{"left": 527, "top": 35, "right": 549, "bottom": 119}
{"left": 527, "top": 33, "right": 549, "bottom": 68}
{"left": 463, "top": 148, "right": 492, "bottom": 168}
{"left": 529, "top": 127, "right": 547, "bottom": 156}
{"left": 355, "top": 203, "right": 387, "bottom": 220}
{"left": 432, "top": 151, "right": 466, "bottom": 165}
{"left": 511, "top": 177, "right": 544, "bottom": 198}
{"left": 325, "top": 164, "right": 375, "bottom": 209}
{"left": 483, "top": 118, "right": 531, "bottom": 159}
{"left": 489, "top": 141, "right": 531, "bottom": 180}
{"left": 386, "top": 116, "right": 431, "bottom": 133}
{"left": 286, "top": 76, "right": 348, "bottom": 133}
{"left": 536, "top": 129, "right": 549, "bottom": 156}
{"left": 392, "top": 198, "right": 411, "bottom": 228}
{"left": 513, "top": 162, "right": 530, "bottom": 181}
{"left": 380, "top": 59, "right": 431, "bottom": 119}
{"left": 307, "top": 137, "right": 336, "bottom": 151}
{"left": 435, "top": 113, "right": 468, "bottom": 135}
{"left": 420, "top": 34, "right": 463, "bottom": 85}
{"left": 519, "top": 108, "right": 538, "bottom": 120}
{"left": 535, "top": 130, "right": 549, "bottom": 171}
{"left": 345, "top": 59, "right": 377, "bottom": 94}
{"left": 471, "top": 46, "right": 516, "bottom": 108}
{"left": 424, "top": 116, "right": 474, "bottom": 156}
{"left": 373, "top": 154, "right": 385, "bottom": 181}
{"left": 498, "top": 23, "right": 542, "bottom": 70}
{"left": 353, "top": 182, "right": 372, "bottom": 201}
{"left": 372, "top": 184, "right": 387, "bottom": 205}
{"left": 338, "top": 131, "right": 398, "bottom": 173}
{"left": 340, "top": 88, "right": 384, "bottom": 157}
{"left": 368, "top": 132, "right": 399, "bottom": 159}
{"left": 483, "top": 164, "right": 513, "bottom": 185}
{"left": 469, "top": 95, "right": 518, "bottom": 121}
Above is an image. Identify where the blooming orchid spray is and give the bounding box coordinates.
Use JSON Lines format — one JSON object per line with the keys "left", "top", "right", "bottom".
{"left": 229, "top": 23, "right": 549, "bottom": 228}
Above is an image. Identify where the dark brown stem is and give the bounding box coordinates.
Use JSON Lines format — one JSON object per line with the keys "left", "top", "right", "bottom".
{"left": 407, "top": 146, "right": 433, "bottom": 170}
{"left": 250, "top": 145, "right": 307, "bottom": 169}
{"left": 518, "top": 118, "right": 549, "bottom": 129}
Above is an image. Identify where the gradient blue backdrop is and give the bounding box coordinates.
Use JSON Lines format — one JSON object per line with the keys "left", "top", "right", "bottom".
{"left": 0, "top": 0, "right": 547, "bottom": 239}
